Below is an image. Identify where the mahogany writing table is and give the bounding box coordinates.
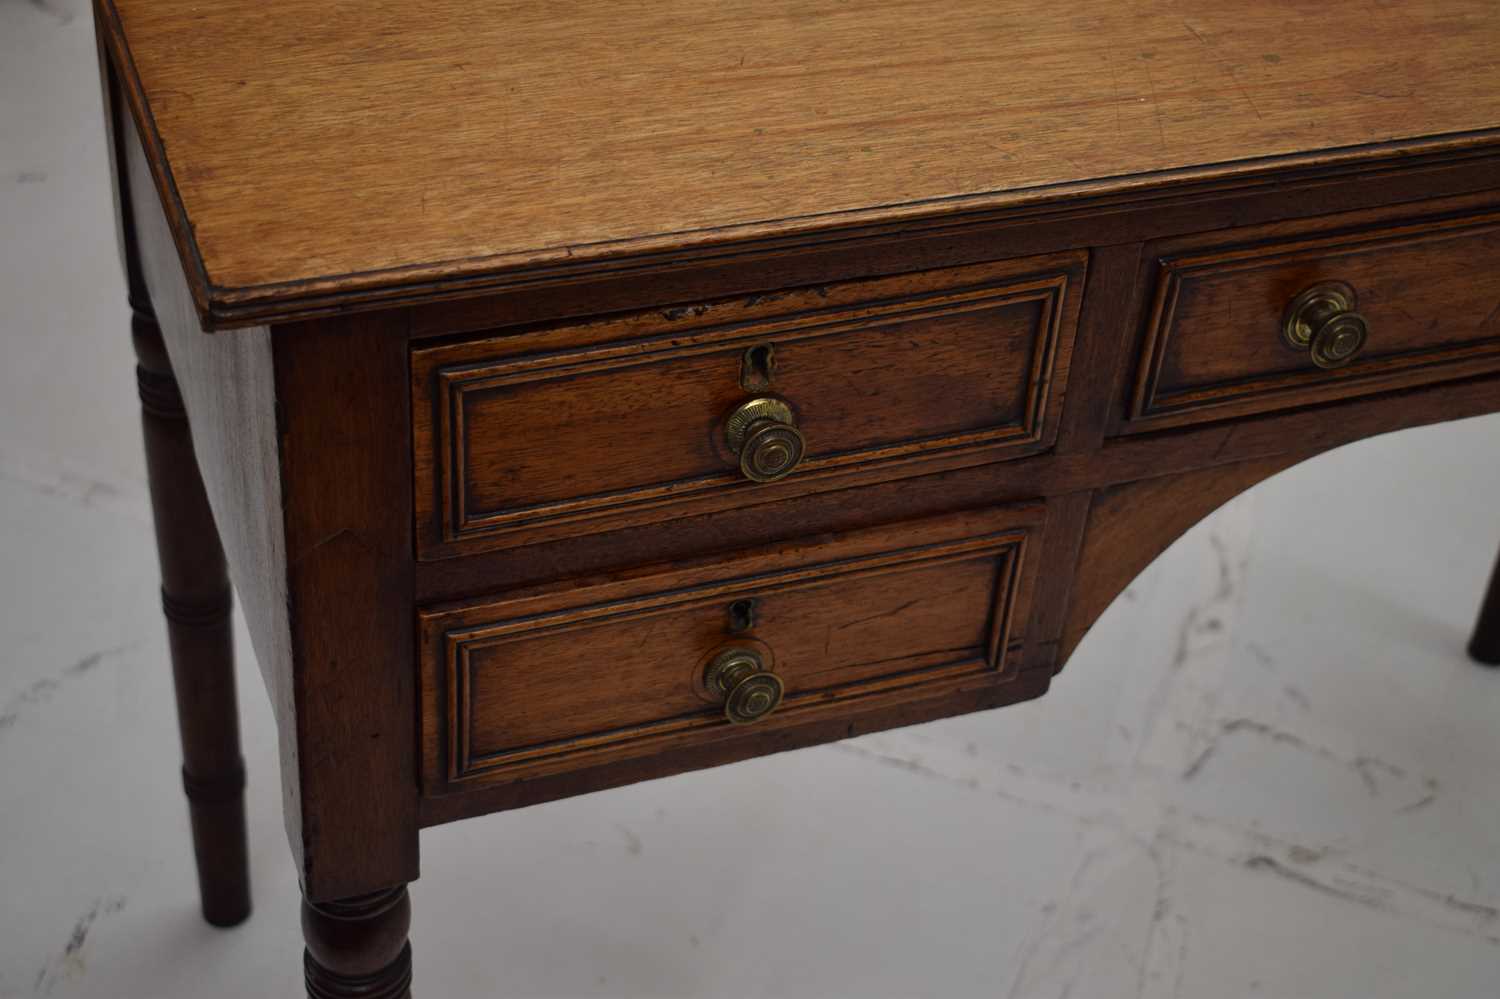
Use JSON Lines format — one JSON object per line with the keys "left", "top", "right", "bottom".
{"left": 92, "top": 1, "right": 1500, "bottom": 994}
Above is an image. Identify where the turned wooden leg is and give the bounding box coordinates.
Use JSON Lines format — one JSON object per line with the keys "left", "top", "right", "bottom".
{"left": 1472, "top": 550, "right": 1500, "bottom": 666}
{"left": 303, "top": 886, "right": 413, "bottom": 999}
{"left": 133, "top": 299, "right": 252, "bottom": 927}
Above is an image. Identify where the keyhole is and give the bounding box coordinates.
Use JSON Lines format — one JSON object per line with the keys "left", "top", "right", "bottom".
{"left": 740, "top": 344, "right": 775, "bottom": 392}
{"left": 727, "top": 598, "right": 758, "bottom": 634}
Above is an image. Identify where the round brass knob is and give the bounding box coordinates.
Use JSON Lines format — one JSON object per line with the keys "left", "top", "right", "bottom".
{"left": 724, "top": 396, "right": 805, "bottom": 483}
{"left": 703, "top": 646, "right": 784, "bottom": 725}
{"left": 1281, "top": 281, "right": 1370, "bottom": 370}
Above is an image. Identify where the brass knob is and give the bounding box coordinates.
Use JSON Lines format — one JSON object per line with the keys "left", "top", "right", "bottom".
{"left": 703, "top": 646, "right": 784, "bottom": 725}
{"left": 724, "top": 396, "right": 805, "bottom": 483}
{"left": 1281, "top": 281, "right": 1370, "bottom": 369}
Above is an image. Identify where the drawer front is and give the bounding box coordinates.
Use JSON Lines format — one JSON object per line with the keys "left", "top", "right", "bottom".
{"left": 418, "top": 505, "right": 1042, "bottom": 792}
{"left": 412, "top": 253, "right": 1084, "bottom": 558}
{"left": 1123, "top": 204, "right": 1500, "bottom": 432}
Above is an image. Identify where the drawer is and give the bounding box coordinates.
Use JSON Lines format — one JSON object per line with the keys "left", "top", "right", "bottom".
{"left": 418, "top": 504, "right": 1043, "bottom": 793}
{"left": 1122, "top": 204, "right": 1500, "bottom": 433}
{"left": 412, "top": 253, "right": 1084, "bottom": 558}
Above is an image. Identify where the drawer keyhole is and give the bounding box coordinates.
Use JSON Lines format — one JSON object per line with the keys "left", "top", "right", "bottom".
{"left": 727, "top": 598, "right": 758, "bottom": 634}
{"left": 740, "top": 343, "right": 776, "bottom": 392}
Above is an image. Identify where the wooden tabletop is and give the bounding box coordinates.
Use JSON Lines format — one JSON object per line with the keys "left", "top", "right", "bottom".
{"left": 100, "top": 0, "right": 1500, "bottom": 327}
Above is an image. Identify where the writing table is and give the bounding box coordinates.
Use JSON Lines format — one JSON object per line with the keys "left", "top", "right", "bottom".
{"left": 92, "top": 1, "right": 1500, "bottom": 994}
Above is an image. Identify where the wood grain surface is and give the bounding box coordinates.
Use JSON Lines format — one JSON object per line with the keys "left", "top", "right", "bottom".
{"left": 121, "top": 81, "right": 254, "bottom": 924}
{"left": 131, "top": 117, "right": 423, "bottom": 902}
{"left": 419, "top": 505, "right": 1042, "bottom": 792}
{"left": 93, "top": 3, "right": 1500, "bottom": 976}
{"left": 126, "top": 128, "right": 289, "bottom": 713}
{"left": 98, "top": 0, "right": 1500, "bottom": 323}
{"left": 1126, "top": 201, "right": 1500, "bottom": 431}
{"left": 1059, "top": 457, "right": 1302, "bottom": 663}
{"left": 412, "top": 253, "right": 1083, "bottom": 557}
{"left": 271, "top": 315, "right": 421, "bottom": 901}
{"left": 420, "top": 670, "right": 1054, "bottom": 826}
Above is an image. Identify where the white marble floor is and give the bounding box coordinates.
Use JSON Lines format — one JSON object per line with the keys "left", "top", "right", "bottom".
{"left": 4, "top": 2, "right": 1500, "bottom": 997}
